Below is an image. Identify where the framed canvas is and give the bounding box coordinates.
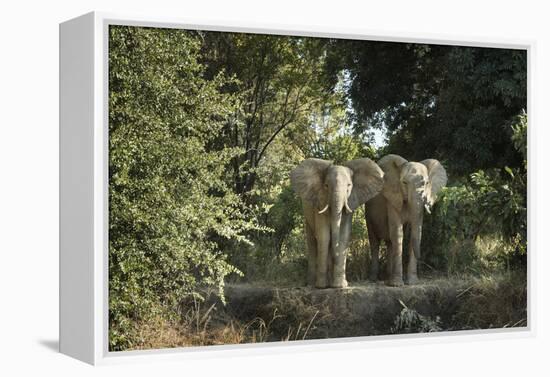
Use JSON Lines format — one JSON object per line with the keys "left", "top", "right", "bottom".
{"left": 59, "top": 11, "right": 533, "bottom": 365}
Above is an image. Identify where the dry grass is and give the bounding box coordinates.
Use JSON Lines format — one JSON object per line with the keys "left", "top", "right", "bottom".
{"left": 120, "top": 270, "right": 527, "bottom": 351}
{"left": 124, "top": 293, "right": 323, "bottom": 350}
{"left": 452, "top": 271, "right": 527, "bottom": 329}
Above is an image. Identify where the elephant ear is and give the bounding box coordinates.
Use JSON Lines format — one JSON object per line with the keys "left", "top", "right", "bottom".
{"left": 420, "top": 159, "right": 448, "bottom": 208}
{"left": 290, "top": 158, "right": 332, "bottom": 210}
{"left": 344, "top": 158, "right": 384, "bottom": 210}
{"left": 378, "top": 154, "right": 408, "bottom": 210}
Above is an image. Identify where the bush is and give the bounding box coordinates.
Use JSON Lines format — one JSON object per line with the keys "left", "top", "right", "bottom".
{"left": 346, "top": 206, "right": 372, "bottom": 282}
{"left": 422, "top": 113, "right": 527, "bottom": 274}
{"left": 391, "top": 300, "right": 442, "bottom": 334}
{"left": 108, "top": 26, "right": 265, "bottom": 350}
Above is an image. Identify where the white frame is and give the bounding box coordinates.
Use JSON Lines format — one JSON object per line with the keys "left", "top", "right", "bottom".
{"left": 59, "top": 11, "right": 535, "bottom": 365}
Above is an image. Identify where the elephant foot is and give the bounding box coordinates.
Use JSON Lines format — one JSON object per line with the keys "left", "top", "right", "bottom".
{"left": 405, "top": 275, "right": 419, "bottom": 285}
{"left": 331, "top": 278, "right": 348, "bottom": 289}
{"left": 315, "top": 277, "right": 328, "bottom": 289}
{"left": 385, "top": 278, "right": 404, "bottom": 287}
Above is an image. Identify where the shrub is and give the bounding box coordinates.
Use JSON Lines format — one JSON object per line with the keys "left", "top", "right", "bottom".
{"left": 108, "top": 26, "right": 264, "bottom": 350}
{"left": 422, "top": 113, "right": 527, "bottom": 274}
{"left": 391, "top": 300, "right": 442, "bottom": 334}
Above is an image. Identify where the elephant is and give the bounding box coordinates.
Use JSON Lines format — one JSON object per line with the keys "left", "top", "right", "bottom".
{"left": 365, "top": 154, "right": 447, "bottom": 286}
{"left": 290, "top": 158, "right": 384, "bottom": 289}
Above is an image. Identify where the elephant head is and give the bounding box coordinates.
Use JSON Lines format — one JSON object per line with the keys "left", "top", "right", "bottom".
{"left": 378, "top": 154, "right": 447, "bottom": 259}
{"left": 290, "top": 158, "right": 384, "bottom": 251}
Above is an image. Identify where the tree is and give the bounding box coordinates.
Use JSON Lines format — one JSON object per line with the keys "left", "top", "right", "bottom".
{"left": 421, "top": 113, "right": 527, "bottom": 273}
{"left": 108, "top": 26, "right": 263, "bottom": 350}
{"left": 199, "top": 33, "right": 335, "bottom": 199}
{"left": 326, "top": 41, "right": 527, "bottom": 176}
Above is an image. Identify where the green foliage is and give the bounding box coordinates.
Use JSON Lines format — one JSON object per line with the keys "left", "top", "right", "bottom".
{"left": 264, "top": 185, "right": 303, "bottom": 257}
{"left": 198, "top": 35, "right": 377, "bottom": 279}
{"left": 511, "top": 110, "right": 527, "bottom": 163}
{"left": 391, "top": 300, "right": 442, "bottom": 334}
{"left": 107, "top": 26, "right": 528, "bottom": 350}
{"left": 422, "top": 114, "right": 527, "bottom": 274}
{"left": 328, "top": 42, "right": 527, "bottom": 176}
{"left": 303, "top": 72, "right": 378, "bottom": 164}
{"left": 226, "top": 184, "right": 308, "bottom": 285}
{"left": 325, "top": 40, "right": 423, "bottom": 127}
{"left": 200, "top": 33, "right": 334, "bottom": 198}
{"left": 108, "top": 26, "right": 265, "bottom": 350}
{"left": 346, "top": 206, "right": 372, "bottom": 281}
{"left": 311, "top": 132, "right": 376, "bottom": 165}
{"left": 427, "top": 48, "right": 526, "bottom": 175}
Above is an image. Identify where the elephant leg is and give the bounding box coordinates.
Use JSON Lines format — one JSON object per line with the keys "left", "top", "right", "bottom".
{"left": 386, "top": 208, "right": 404, "bottom": 287}
{"left": 366, "top": 215, "right": 380, "bottom": 282}
{"left": 406, "top": 240, "right": 419, "bottom": 285}
{"left": 331, "top": 213, "right": 351, "bottom": 288}
{"left": 314, "top": 218, "right": 330, "bottom": 289}
{"left": 304, "top": 222, "right": 317, "bottom": 287}
{"left": 368, "top": 234, "right": 380, "bottom": 282}
{"left": 384, "top": 240, "right": 393, "bottom": 280}
{"left": 327, "top": 248, "right": 334, "bottom": 286}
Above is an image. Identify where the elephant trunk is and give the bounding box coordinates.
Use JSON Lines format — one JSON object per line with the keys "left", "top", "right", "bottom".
{"left": 410, "top": 222, "right": 422, "bottom": 260}
{"left": 330, "top": 193, "right": 345, "bottom": 249}
{"left": 408, "top": 190, "right": 424, "bottom": 260}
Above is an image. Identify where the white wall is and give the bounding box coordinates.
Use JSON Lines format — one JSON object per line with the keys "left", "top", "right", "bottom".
{"left": 0, "top": 0, "right": 548, "bottom": 375}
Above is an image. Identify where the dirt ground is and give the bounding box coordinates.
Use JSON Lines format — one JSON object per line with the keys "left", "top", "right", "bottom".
{"left": 128, "top": 273, "right": 527, "bottom": 350}
{"left": 211, "top": 277, "right": 467, "bottom": 341}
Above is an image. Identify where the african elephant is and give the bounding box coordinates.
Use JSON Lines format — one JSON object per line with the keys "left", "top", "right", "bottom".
{"left": 365, "top": 154, "right": 447, "bottom": 286}
{"left": 290, "top": 158, "right": 384, "bottom": 288}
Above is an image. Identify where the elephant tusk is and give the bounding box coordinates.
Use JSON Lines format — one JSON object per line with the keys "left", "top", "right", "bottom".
{"left": 318, "top": 204, "right": 329, "bottom": 214}
{"left": 424, "top": 203, "right": 431, "bottom": 214}
{"left": 344, "top": 201, "right": 353, "bottom": 214}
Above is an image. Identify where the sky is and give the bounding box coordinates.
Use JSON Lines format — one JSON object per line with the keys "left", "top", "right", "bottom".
{"left": 371, "top": 127, "right": 387, "bottom": 149}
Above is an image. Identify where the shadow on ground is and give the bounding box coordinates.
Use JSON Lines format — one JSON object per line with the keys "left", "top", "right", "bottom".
{"left": 38, "top": 339, "right": 59, "bottom": 353}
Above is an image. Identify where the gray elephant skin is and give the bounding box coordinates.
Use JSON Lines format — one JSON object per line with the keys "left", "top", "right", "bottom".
{"left": 290, "top": 158, "right": 384, "bottom": 289}
{"left": 365, "top": 154, "right": 447, "bottom": 286}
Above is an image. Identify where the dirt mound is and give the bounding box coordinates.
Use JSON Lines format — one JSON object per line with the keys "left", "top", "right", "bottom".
{"left": 208, "top": 278, "right": 470, "bottom": 341}
{"left": 128, "top": 273, "right": 525, "bottom": 350}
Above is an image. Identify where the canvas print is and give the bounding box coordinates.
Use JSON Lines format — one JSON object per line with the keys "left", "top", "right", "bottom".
{"left": 108, "top": 24, "right": 527, "bottom": 351}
